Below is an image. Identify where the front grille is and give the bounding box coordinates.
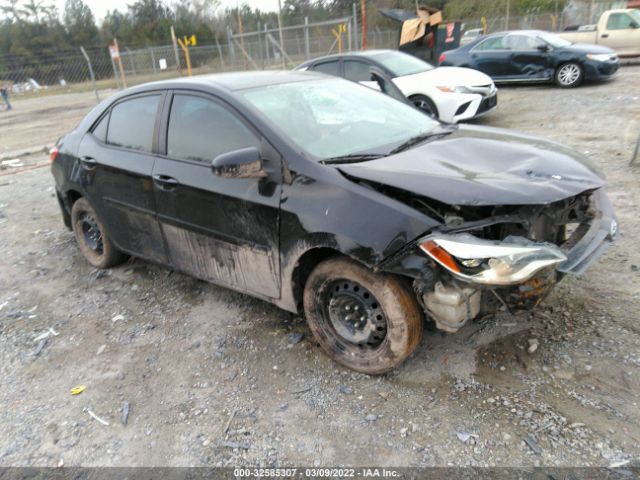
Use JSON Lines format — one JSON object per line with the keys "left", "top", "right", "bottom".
{"left": 477, "top": 94, "right": 497, "bottom": 114}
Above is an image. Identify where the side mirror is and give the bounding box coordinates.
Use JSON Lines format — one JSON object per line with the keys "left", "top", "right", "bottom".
{"left": 211, "top": 146, "right": 266, "bottom": 179}
{"left": 537, "top": 44, "right": 550, "bottom": 52}
{"left": 630, "top": 21, "right": 639, "bottom": 29}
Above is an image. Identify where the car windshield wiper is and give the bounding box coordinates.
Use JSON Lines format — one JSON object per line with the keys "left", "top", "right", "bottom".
{"left": 321, "top": 153, "right": 385, "bottom": 165}
{"left": 389, "top": 126, "right": 458, "bottom": 155}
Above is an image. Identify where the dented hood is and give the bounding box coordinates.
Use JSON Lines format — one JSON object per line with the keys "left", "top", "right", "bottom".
{"left": 338, "top": 125, "right": 605, "bottom": 206}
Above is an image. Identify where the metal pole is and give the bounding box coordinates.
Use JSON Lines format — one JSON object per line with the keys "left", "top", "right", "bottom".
{"left": 264, "top": 24, "right": 269, "bottom": 63}
{"left": 171, "top": 25, "right": 182, "bottom": 75}
{"left": 304, "top": 16, "right": 310, "bottom": 60}
{"left": 352, "top": 3, "right": 359, "bottom": 52}
{"left": 149, "top": 47, "right": 157, "bottom": 74}
{"left": 114, "top": 38, "right": 127, "bottom": 88}
{"left": 277, "top": 0, "right": 286, "bottom": 68}
{"left": 257, "top": 20, "right": 264, "bottom": 69}
{"left": 215, "top": 37, "right": 226, "bottom": 72}
{"left": 505, "top": 0, "right": 510, "bottom": 31}
{"left": 227, "top": 27, "right": 236, "bottom": 69}
{"left": 110, "top": 55, "right": 120, "bottom": 89}
{"left": 360, "top": 0, "right": 367, "bottom": 49}
{"left": 80, "top": 46, "right": 100, "bottom": 103}
{"left": 347, "top": 18, "right": 352, "bottom": 51}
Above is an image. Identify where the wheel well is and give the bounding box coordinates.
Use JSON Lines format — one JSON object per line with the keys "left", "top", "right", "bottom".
{"left": 291, "top": 247, "right": 342, "bottom": 312}
{"left": 66, "top": 189, "right": 82, "bottom": 207}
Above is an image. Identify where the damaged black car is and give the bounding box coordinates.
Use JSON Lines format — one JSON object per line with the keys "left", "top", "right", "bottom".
{"left": 51, "top": 71, "right": 618, "bottom": 374}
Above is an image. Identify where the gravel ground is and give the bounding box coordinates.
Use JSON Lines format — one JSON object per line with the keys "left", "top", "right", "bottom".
{"left": 0, "top": 68, "right": 639, "bottom": 468}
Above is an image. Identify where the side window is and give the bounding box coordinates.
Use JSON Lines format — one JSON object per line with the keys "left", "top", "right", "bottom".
{"left": 311, "top": 60, "right": 340, "bottom": 76}
{"left": 167, "top": 94, "right": 260, "bottom": 163}
{"left": 474, "top": 35, "right": 508, "bottom": 51}
{"left": 504, "top": 34, "right": 541, "bottom": 50}
{"left": 607, "top": 13, "right": 634, "bottom": 30}
{"left": 344, "top": 60, "right": 372, "bottom": 82}
{"left": 91, "top": 113, "right": 109, "bottom": 142}
{"left": 107, "top": 94, "right": 160, "bottom": 152}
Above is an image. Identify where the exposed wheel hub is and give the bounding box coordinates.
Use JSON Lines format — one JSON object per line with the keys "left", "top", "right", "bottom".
{"left": 325, "top": 280, "right": 387, "bottom": 347}
{"left": 80, "top": 213, "right": 103, "bottom": 253}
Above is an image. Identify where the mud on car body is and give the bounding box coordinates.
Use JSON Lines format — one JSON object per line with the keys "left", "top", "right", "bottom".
{"left": 51, "top": 71, "right": 618, "bottom": 374}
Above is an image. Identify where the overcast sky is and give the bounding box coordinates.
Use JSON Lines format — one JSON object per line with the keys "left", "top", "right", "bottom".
{"left": 52, "top": 0, "right": 281, "bottom": 21}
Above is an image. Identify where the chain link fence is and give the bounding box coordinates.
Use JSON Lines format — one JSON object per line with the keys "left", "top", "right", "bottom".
{"left": 0, "top": 1, "right": 629, "bottom": 100}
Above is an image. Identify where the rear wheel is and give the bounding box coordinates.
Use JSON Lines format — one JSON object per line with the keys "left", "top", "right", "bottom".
{"left": 555, "top": 62, "right": 583, "bottom": 88}
{"left": 71, "top": 197, "right": 126, "bottom": 269}
{"left": 409, "top": 94, "right": 439, "bottom": 118}
{"left": 303, "top": 257, "right": 423, "bottom": 375}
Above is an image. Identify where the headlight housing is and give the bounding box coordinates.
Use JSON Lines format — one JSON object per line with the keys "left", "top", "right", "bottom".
{"left": 419, "top": 233, "right": 567, "bottom": 286}
{"left": 587, "top": 53, "right": 616, "bottom": 62}
{"left": 436, "top": 86, "right": 474, "bottom": 94}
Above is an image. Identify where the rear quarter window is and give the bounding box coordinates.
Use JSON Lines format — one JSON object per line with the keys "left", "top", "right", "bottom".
{"left": 311, "top": 60, "right": 340, "bottom": 76}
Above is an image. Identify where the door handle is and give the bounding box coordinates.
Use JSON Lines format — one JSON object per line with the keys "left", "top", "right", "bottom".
{"left": 601, "top": 33, "right": 609, "bottom": 38}
{"left": 79, "top": 156, "right": 97, "bottom": 170}
{"left": 152, "top": 174, "right": 179, "bottom": 190}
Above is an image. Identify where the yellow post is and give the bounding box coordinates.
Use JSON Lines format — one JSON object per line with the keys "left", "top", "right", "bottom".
{"left": 177, "top": 37, "right": 192, "bottom": 76}
{"left": 331, "top": 28, "right": 343, "bottom": 53}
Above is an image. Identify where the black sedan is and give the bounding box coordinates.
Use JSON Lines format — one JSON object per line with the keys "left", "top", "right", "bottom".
{"left": 51, "top": 71, "right": 618, "bottom": 374}
{"left": 439, "top": 30, "right": 619, "bottom": 87}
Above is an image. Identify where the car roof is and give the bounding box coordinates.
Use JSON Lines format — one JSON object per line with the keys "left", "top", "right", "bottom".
{"left": 131, "top": 70, "right": 325, "bottom": 93}
{"left": 483, "top": 29, "right": 550, "bottom": 37}
{"left": 297, "top": 49, "right": 398, "bottom": 67}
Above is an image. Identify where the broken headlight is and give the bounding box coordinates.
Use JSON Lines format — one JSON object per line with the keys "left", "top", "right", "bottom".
{"left": 419, "top": 233, "right": 567, "bottom": 286}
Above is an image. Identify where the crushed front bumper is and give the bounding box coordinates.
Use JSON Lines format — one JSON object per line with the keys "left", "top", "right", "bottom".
{"left": 557, "top": 188, "right": 619, "bottom": 274}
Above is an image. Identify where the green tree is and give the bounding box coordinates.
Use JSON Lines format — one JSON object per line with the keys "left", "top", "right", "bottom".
{"left": 63, "top": 0, "right": 98, "bottom": 46}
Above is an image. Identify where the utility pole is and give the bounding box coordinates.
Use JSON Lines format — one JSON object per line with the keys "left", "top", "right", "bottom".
{"left": 360, "top": 0, "right": 367, "bottom": 50}
{"left": 277, "top": 0, "right": 286, "bottom": 68}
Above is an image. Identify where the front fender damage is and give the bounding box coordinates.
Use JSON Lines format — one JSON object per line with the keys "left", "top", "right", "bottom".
{"left": 377, "top": 188, "right": 618, "bottom": 333}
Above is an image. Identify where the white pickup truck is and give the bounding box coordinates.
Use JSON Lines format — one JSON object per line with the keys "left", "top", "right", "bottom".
{"left": 557, "top": 9, "right": 640, "bottom": 57}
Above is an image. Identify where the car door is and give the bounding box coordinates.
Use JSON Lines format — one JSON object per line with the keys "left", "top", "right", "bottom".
{"left": 152, "top": 91, "right": 282, "bottom": 299}
{"left": 503, "top": 33, "right": 553, "bottom": 80}
{"left": 76, "top": 92, "right": 168, "bottom": 263}
{"left": 468, "top": 34, "right": 512, "bottom": 78}
{"left": 603, "top": 11, "right": 640, "bottom": 56}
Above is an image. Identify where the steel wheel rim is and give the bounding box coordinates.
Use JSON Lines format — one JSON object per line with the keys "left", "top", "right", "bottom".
{"left": 559, "top": 64, "right": 580, "bottom": 85}
{"left": 80, "top": 213, "right": 103, "bottom": 253}
{"left": 320, "top": 280, "right": 387, "bottom": 348}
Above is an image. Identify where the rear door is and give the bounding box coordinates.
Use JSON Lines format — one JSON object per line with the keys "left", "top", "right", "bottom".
{"left": 76, "top": 92, "right": 167, "bottom": 263}
{"left": 469, "top": 34, "right": 512, "bottom": 78}
{"left": 152, "top": 91, "right": 282, "bottom": 299}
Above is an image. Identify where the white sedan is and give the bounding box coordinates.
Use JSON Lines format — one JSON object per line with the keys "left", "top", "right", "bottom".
{"left": 296, "top": 49, "right": 498, "bottom": 123}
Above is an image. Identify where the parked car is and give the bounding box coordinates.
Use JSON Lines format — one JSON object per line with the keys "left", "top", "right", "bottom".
{"left": 51, "top": 72, "right": 618, "bottom": 374}
{"left": 558, "top": 9, "right": 640, "bottom": 57}
{"left": 440, "top": 30, "right": 620, "bottom": 87}
{"left": 461, "top": 28, "right": 484, "bottom": 45}
{"left": 296, "top": 49, "right": 498, "bottom": 122}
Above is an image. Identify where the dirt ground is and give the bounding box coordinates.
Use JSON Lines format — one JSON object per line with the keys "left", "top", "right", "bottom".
{"left": 0, "top": 68, "right": 639, "bottom": 469}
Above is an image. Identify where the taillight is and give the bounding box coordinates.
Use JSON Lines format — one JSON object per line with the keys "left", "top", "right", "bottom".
{"left": 50, "top": 146, "right": 59, "bottom": 163}
{"left": 439, "top": 54, "right": 446, "bottom": 65}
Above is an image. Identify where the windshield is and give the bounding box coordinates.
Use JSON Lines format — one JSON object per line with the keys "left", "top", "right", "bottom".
{"left": 369, "top": 51, "right": 434, "bottom": 77}
{"left": 242, "top": 78, "right": 440, "bottom": 160}
{"left": 539, "top": 32, "right": 572, "bottom": 48}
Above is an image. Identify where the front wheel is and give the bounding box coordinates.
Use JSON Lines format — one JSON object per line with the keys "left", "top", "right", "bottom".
{"left": 303, "top": 257, "right": 423, "bottom": 375}
{"left": 555, "top": 62, "right": 583, "bottom": 88}
{"left": 71, "top": 197, "right": 126, "bottom": 269}
{"left": 409, "top": 94, "right": 439, "bottom": 118}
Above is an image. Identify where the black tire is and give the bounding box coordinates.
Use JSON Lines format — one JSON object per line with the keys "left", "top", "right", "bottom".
{"left": 71, "top": 197, "right": 126, "bottom": 269}
{"left": 303, "top": 257, "right": 423, "bottom": 375}
{"left": 409, "top": 94, "right": 439, "bottom": 118}
{"left": 555, "top": 62, "right": 583, "bottom": 88}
